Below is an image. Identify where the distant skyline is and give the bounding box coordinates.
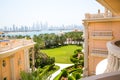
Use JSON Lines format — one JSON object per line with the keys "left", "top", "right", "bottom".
{"left": 0, "top": 0, "right": 104, "bottom": 27}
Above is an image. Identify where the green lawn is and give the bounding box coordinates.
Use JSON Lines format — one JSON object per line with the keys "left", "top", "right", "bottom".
{"left": 41, "top": 45, "right": 81, "bottom": 63}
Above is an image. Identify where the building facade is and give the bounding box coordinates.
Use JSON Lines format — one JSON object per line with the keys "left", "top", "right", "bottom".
{"left": 0, "top": 39, "right": 35, "bottom": 80}
{"left": 83, "top": 0, "right": 120, "bottom": 76}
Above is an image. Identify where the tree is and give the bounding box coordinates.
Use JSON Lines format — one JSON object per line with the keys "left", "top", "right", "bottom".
{"left": 59, "top": 34, "right": 66, "bottom": 45}
{"left": 35, "top": 51, "right": 55, "bottom": 68}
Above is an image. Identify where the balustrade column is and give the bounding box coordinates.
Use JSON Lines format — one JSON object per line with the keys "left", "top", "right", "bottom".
{"left": 114, "top": 56, "right": 119, "bottom": 71}
{"left": 32, "top": 47, "right": 35, "bottom": 71}
{"left": 83, "top": 22, "right": 89, "bottom": 77}
{"left": 118, "top": 58, "right": 120, "bottom": 71}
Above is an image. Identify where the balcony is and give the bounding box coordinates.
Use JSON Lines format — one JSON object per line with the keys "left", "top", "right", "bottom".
{"left": 91, "top": 31, "right": 113, "bottom": 40}
{"left": 91, "top": 49, "right": 108, "bottom": 57}
{"left": 83, "top": 40, "right": 120, "bottom": 80}
{"left": 0, "top": 39, "right": 35, "bottom": 58}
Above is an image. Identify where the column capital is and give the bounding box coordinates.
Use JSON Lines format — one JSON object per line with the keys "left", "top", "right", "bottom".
{"left": 82, "top": 22, "right": 89, "bottom": 27}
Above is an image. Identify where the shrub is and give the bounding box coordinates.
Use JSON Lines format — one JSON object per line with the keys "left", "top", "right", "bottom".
{"left": 61, "top": 69, "right": 68, "bottom": 78}
{"left": 70, "top": 56, "right": 79, "bottom": 63}
{"left": 75, "top": 73, "right": 81, "bottom": 80}
{"left": 68, "top": 76, "right": 75, "bottom": 80}
{"left": 79, "top": 56, "right": 84, "bottom": 60}
{"left": 72, "top": 72, "right": 81, "bottom": 80}
{"left": 72, "top": 53, "right": 78, "bottom": 58}
{"left": 47, "top": 57, "right": 55, "bottom": 65}
{"left": 74, "top": 48, "right": 82, "bottom": 54}
{"left": 76, "top": 68, "right": 83, "bottom": 73}
{"left": 74, "top": 63, "right": 78, "bottom": 68}
{"left": 20, "top": 71, "right": 39, "bottom": 80}
{"left": 48, "top": 64, "right": 55, "bottom": 71}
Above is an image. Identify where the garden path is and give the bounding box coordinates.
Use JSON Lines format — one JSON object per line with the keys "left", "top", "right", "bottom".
{"left": 48, "top": 63, "right": 73, "bottom": 80}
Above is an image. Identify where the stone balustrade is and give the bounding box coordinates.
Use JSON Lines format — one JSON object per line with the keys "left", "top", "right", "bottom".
{"left": 105, "top": 40, "right": 120, "bottom": 73}
{"left": 82, "top": 71, "right": 120, "bottom": 80}
{"left": 0, "top": 39, "right": 34, "bottom": 52}
{"left": 82, "top": 40, "right": 120, "bottom": 80}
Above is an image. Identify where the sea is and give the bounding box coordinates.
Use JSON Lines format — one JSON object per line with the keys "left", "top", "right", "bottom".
{"left": 5, "top": 30, "right": 73, "bottom": 37}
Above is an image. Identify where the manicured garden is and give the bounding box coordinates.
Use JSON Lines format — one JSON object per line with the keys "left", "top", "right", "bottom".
{"left": 53, "top": 48, "right": 84, "bottom": 80}
{"left": 54, "top": 65, "right": 83, "bottom": 80}
{"left": 41, "top": 45, "right": 81, "bottom": 63}
{"left": 20, "top": 32, "right": 83, "bottom": 80}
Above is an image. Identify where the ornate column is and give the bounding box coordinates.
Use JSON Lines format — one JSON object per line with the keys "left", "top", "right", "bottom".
{"left": 105, "top": 40, "right": 120, "bottom": 73}
{"left": 83, "top": 22, "right": 89, "bottom": 77}
{"left": 32, "top": 47, "right": 35, "bottom": 71}
{"left": 24, "top": 48, "right": 30, "bottom": 72}
{"left": 10, "top": 55, "right": 16, "bottom": 80}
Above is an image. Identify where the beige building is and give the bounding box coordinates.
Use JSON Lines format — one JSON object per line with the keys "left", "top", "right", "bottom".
{"left": 83, "top": 0, "right": 120, "bottom": 79}
{"left": 0, "top": 39, "right": 35, "bottom": 80}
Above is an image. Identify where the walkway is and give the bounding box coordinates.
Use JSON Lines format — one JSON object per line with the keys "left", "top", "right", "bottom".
{"left": 48, "top": 63, "right": 73, "bottom": 80}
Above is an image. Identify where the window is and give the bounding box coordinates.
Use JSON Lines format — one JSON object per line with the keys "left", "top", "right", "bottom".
{"left": 2, "top": 60, "right": 6, "bottom": 67}
{"left": 92, "top": 31, "right": 112, "bottom": 36}
{"left": 91, "top": 31, "right": 113, "bottom": 40}
{"left": 3, "top": 77, "right": 7, "bottom": 80}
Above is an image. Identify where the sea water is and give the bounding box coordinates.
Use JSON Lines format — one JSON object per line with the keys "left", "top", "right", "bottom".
{"left": 5, "top": 30, "right": 73, "bottom": 37}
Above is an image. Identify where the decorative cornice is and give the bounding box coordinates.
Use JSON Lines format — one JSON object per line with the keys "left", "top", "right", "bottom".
{"left": 83, "top": 17, "right": 120, "bottom": 23}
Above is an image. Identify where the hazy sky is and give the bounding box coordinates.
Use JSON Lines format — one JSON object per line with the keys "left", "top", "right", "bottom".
{"left": 0, "top": 0, "right": 104, "bottom": 27}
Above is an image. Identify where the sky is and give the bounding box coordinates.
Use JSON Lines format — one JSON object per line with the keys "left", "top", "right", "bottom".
{"left": 0, "top": 0, "right": 104, "bottom": 27}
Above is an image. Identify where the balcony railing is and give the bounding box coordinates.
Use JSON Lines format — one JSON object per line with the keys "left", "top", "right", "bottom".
{"left": 105, "top": 40, "right": 120, "bottom": 73}
{"left": 83, "top": 40, "right": 120, "bottom": 80}
{"left": 85, "top": 12, "right": 112, "bottom": 19}
{"left": 91, "top": 31, "right": 113, "bottom": 40}
{"left": 82, "top": 71, "right": 120, "bottom": 80}
{"left": 0, "top": 39, "right": 34, "bottom": 52}
{"left": 91, "top": 49, "right": 108, "bottom": 57}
